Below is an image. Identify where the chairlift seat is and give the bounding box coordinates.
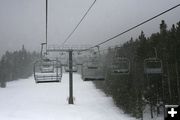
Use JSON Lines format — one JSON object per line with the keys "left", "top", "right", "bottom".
{"left": 81, "top": 61, "right": 105, "bottom": 81}
{"left": 112, "top": 69, "right": 129, "bottom": 74}
{"left": 111, "top": 57, "right": 130, "bottom": 75}
{"left": 64, "top": 60, "right": 78, "bottom": 72}
{"left": 34, "top": 59, "right": 62, "bottom": 83}
{"left": 87, "top": 66, "right": 98, "bottom": 69}
{"left": 144, "top": 58, "right": 163, "bottom": 74}
{"left": 144, "top": 68, "right": 162, "bottom": 74}
{"left": 64, "top": 66, "right": 78, "bottom": 72}
{"left": 40, "top": 66, "right": 54, "bottom": 73}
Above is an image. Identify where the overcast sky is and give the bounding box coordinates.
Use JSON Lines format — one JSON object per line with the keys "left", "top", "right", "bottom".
{"left": 0, "top": 0, "right": 180, "bottom": 56}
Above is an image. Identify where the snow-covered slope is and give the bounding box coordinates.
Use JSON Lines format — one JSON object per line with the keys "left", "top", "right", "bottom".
{"left": 0, "top": 73, "right": 137, "bottom": 120}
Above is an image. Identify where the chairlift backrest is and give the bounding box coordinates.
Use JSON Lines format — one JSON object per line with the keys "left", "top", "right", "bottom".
{"left": 114, "top": 47, "right": 121, "bottom": 58}
{"left": 81, "top": 59, "right": 105, "bottom": 81}
{"left": 64, "top": 59, "right": 78, "bottom": 72}
{"left": 34, "top": 59, "right": 62, "bottom": 83}
{"left": 144, "top": 58, "right": 163, "bottom": 74}
{"left": 111, "top": 57, "right": 130, "bottom": 74}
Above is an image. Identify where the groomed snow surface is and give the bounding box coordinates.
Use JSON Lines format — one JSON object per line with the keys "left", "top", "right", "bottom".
{"left": 0, "top": 73, "right": 139, "bottom": 120}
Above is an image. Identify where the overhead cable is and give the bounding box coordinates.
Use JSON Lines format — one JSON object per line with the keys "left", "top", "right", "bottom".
{"left": 86, "top": 3, "right": 180, "bottom": 50}
{"left": 61, "top": 0, "right": 97, "bottom": 45}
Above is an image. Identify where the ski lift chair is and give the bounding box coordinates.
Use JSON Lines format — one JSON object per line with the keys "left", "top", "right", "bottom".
{"left": 59, "top": 53, "right": 68, "bottom": 66}
{"left": 40, "top": 59, "right": 54, "bottom": 73}
{"left": 34, "top": 58, "right": 62, "bottom": 83}
{"left": 81, "top": 58, "right": 105, "bottom": 81}
{"left": 111, "top": 57, "right": 130, "bottom": 75}
{"left": 64, "top": 65, "right": 78, "bottom": 72}
{"left": 144, "top": 58, "right": 163, "bottom": 74}
{"left": 64, "top": 61, "right": 78, "bottom": 72}
{"left": 76, "top": 56, "right": 84, "bottom": 65}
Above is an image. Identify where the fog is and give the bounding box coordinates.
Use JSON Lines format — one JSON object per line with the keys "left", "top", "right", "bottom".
{"left": 0, "top": 0, "right": 180, "bottom": 56}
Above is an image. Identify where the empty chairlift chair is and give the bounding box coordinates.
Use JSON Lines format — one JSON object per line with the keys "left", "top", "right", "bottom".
{"left": 144, "top": 58, "right": 163, "bottom": 74}
{"left": 64, "top": 61, "right": 78, "bottom": 72}
{"left": 111, "top": 57, "right": 130, "bottom": 75}
{"left": 59, "top": 52, "right": 68, "bottom": 66}
{"left": 34, "top": 58, "right": 62, "bottom": 83}
{"left": 81, "top": 57, "right": 105, "bottom": 81}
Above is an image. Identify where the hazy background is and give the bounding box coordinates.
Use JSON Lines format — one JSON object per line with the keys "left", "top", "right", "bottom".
{"left": 0, "top": 0, "right": 180, "bottom": 56}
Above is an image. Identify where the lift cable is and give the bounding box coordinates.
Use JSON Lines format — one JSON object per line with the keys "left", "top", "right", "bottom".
{"left": 61, "top": 0, "right": 97, "bottom": 45}
{"left": 44, "top": 0, "right": 48, "bottom": 53}
{"left": 84, "top": 3, "right": 180, "bottom": 51}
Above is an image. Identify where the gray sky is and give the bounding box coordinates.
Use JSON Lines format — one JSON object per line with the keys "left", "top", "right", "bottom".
{"left": 0, "top": 0, "right": 180, "bottom": 56}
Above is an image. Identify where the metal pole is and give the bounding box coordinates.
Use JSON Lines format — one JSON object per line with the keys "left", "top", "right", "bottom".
{"left": 46, "top": 0, "right": 48, "bottom": 53}
{"left": 68, "top": 50, "right": 74, "bottom": 104}
{"left": 40, "top": 43, "right": 43, "bottom": 59}
{"left": 41, "top": 43, "right": 46, "bottom": 58}
{"left": 153, "top": 47, "right": 158, "bottom": 58}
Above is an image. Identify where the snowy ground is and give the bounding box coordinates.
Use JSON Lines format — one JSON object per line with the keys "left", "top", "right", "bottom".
{"left": 143, "top": 105, "right": 164, "bottom": 120}
{"left": 0, "top": 73, "right": 138, "bottom": 120}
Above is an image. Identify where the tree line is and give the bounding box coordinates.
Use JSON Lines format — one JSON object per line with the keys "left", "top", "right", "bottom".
{"left": 94, "top": 20, "right": 180, "bottom": 119}
{"left": 0, "top": 45, "right": 39, "bottom": 87}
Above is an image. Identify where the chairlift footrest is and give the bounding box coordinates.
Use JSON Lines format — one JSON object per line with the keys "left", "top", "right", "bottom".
{"left": 36, "top": 80, "right": 61, "bottom": 83}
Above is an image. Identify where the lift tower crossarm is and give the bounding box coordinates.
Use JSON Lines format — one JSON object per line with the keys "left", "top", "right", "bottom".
{"left": 43, "top": 45, "right": 93, "bottom": 104}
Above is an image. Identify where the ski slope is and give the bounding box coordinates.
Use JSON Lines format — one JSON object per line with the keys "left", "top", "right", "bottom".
{"left": 0, "top": 73, "right": 137, "bottom": 120}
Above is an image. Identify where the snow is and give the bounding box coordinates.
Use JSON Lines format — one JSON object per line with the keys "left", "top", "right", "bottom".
{"left": 143, "top": 105, "right": 164, "bottom": 120}
{"left": 0, "top": 73, "right": 137, "bottom": 120}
